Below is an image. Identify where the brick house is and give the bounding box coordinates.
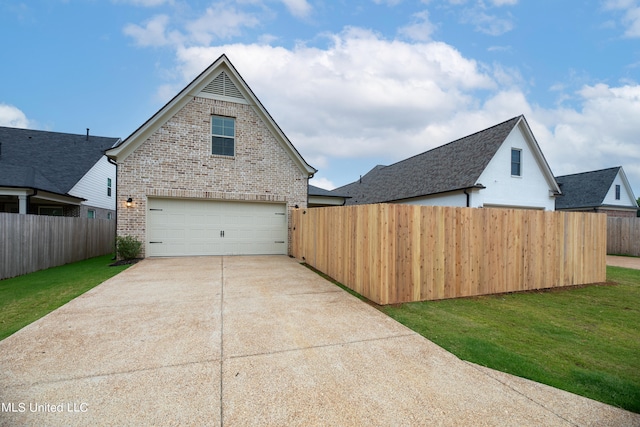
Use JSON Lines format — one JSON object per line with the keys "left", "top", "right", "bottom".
{"left": 106, "top": 55, "right": 316, "bottom": 257}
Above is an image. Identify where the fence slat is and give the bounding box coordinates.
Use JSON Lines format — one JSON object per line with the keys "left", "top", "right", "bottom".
{"left": 290, "top": 205, "right": 607, "bottom": 305}
{"left": 0, "top": 213, "right": 115, "bottom": 280}
{"left": 607, "top": 217, "right": 640, "bottom": 257}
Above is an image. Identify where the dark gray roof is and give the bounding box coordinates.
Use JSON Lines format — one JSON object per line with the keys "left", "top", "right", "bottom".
{"left": 308, "top": 184, "right": 350, "bottom": 198}
{"left": 0, "top": 126, "right": 119, "bottom": 195}
{"left": 333, "top": 116, "right": 522, "bottom": 205}
{"left": 555, "top": 167, "right": 624, "bottom": 209}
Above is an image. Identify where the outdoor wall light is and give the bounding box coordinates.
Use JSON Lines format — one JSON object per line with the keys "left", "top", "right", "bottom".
{"left": 126, "top": 197, "right": 133, "bottom": 207}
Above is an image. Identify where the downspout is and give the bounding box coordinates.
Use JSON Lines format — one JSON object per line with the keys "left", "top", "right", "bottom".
{"left": 107, "top": 156, "right": 118, "bottom": 260}
{"left": 463, "top": 188, "right": 471, "bottom": 208}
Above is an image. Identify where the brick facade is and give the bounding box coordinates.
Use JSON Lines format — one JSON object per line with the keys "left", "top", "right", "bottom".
{"left": 117, "top": 96, "right": 309, "bottom": 257}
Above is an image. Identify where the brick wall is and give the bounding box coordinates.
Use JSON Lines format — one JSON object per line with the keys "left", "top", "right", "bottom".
{"left": 117, "top": 96, "right": 309, "bottom": 257}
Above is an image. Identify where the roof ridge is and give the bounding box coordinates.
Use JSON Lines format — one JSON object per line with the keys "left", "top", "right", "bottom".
{"left": 0, "top": 125, "right": 119, "bottom": 140}
{"left": 381, "top": 115, "right": 522, "bottom": 170}
{"left": 555, "top": 166, "right": 621, "bottom": 179}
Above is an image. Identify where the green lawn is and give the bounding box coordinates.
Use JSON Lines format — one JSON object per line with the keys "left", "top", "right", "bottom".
{"left": 0, "top": 254, "right": 131, "bottom": 341}
{"left": 382, "top": 266, "right": 640, "bottom": 413}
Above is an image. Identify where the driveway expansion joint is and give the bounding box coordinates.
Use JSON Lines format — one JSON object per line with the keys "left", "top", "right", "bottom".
{"left": 224, "top": 333, "right": 418, "bottom": 361}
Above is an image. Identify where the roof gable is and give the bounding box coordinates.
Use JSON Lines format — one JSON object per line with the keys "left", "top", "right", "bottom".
{"left": 107, "top": 54, "right": 315, "bottom": 176}
{"left": 335, "top": 116, "right": 529, "bottom": 204}
{"left": 0, "top": 126, "right": 119, "bottom": 195}
{"left": 555, "top": 166, "right": 638, "bottom": 209}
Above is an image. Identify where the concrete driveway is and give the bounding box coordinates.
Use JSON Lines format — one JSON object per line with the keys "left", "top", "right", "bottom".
{"left": 0, "top": 256, "right": 638, "bottom": 426}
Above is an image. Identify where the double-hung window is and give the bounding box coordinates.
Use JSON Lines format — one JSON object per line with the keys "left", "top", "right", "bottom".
{"left": 511, "top": 148, "right": 522, "bottom": 176}
{"left": 107, "top": 178, "right": 112, "bottom": 197}
{"left": 212, "top": 116, "right": 235, "bottom": 156}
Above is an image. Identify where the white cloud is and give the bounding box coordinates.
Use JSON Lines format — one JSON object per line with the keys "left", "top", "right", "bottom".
{"left": 0, "top": 104, "right": 31, "bottom": 128}
{"left": 123, "top": 15, "right": 177, "bottom": 47}
{"left": 169, "top": 28, "right": 502, "bottom": 164}
{"left": 309, "top": 177, "right": 335, "bottom": 190}
{"left": 490, "top": 0, "right": 517, "bottom": 5}
{"left": 604, "top": 0, "right": 640, "bottom": 37}
{"left": 186, "top": 4, "right": 261, "bottom": 44}
{"left": 113, "top": 0, "right": 173, "bottom": 6}
{"left": 280, "top": 0, "right": 312, "bottom": 18}
{"left": 534, "top": 83, "right": 640, "bottom": 190}
{"left": 399, "top": 10, "right": 436, "bottom": 41}
{"left": 461, "top": 9, "right": 514, "bottom": 35}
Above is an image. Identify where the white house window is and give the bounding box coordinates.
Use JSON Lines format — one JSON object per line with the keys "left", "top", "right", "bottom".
{"left": 212, "top": 116, "right": 235, "bottom": 156}
{"left": 88, "top": 210, "right": 95, "bottom": 219}
{"left": 615, "top": 184, "right": 621, "bottom": 200}
{"left": 107, "top": 178, "right": 112, "bottom": 197}
{"left": 107, "top": 212, "right": 112, "bottom": 220}
{"left": 511, "top": 149, "right": 522, "bottom": 176}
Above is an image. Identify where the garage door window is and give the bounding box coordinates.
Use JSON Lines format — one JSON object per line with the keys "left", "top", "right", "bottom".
{"left": 212, "top": 116, "right": 235, "bottom": 157}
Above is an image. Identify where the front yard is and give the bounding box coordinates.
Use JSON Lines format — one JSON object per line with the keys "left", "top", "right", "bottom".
{"left": 382, "top": 266, "right": 640, "bottom": 413}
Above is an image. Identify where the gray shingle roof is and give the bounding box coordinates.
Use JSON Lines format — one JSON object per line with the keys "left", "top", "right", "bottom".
{"left": 555, "top": 167, "right": 623, "bottom": 209}
{"left": 308, "top": 184, "right": 350, "bottom": 198}
{"left": 333, "top": 116, "right": 522, "bottom": 205}
{"left": 0, "top": 126, "right": 119, "bottom": 195}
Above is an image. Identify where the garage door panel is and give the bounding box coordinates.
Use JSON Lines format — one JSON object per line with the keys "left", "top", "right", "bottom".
{"left": 147, "top": 198, "right": 287, "bottom": 256}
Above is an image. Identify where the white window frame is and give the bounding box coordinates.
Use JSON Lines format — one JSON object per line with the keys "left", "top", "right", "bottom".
{"left": 107, "top": 178, "right": 112, "bottom": 197}
{"left": 88, "top": 209, "right": 96, "bottom": 219}
{"left": 211, "top": 115, "right": 235, "bottom": 157}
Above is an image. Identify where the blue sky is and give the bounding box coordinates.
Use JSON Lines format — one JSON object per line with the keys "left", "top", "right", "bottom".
{"left": 1, "top": 0, "right": 639, "bottom": 196}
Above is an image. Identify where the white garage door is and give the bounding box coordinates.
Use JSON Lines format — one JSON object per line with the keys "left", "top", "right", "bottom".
{"left": 147, "top": 198, "right": 288, "bottom": 256}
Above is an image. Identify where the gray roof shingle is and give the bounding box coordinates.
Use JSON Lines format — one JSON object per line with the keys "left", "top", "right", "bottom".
{"left": 308, "top": 184, "right": 350, "bottom": 198}
{"left": 333, "top": 116, "right": 522, "bottom": 204}
{"left": 0, "top": 127, "right": 119, "bottom": 196}
{"left": 555, "top": 167, "right": 623, "bottom": 209}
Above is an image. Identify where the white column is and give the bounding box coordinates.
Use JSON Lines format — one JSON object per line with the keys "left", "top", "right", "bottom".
{"left": 18, "top": 195, "right": 27, "bottom": 214}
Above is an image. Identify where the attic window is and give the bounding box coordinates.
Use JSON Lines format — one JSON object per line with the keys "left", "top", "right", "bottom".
{"left": 212, "top": 115, "right": 235, "bottom": 157}
{"left": 511, "top": 148, "right": 521, "bottom": 176}
{"left": 615, "top": 184, "right": 621, "bottom": 200}
{"left": 202, "top": 71, "right": 243, "bottom": 99}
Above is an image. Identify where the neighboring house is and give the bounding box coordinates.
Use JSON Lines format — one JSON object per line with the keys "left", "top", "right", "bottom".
{"left": 333, "top": 115, "right": 561, "bottom": 210}
{"left": 308, "top": 184, "right": 349, "bottom": 207}
{"left": 555, "top": 166, "right": 638, "bottom": 217}
{"left": 106, "top": 54, "right": 316, "bottom": 257}
{"left": 0, "top": 126, "right": 119, "bottom": 219}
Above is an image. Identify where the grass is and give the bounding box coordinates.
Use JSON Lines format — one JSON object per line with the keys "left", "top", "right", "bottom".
{"left": 0, "top": 254, "right": 131, "bottom": 341}
{"left": 380, "top": 266, "right": 640, "bottom": 413}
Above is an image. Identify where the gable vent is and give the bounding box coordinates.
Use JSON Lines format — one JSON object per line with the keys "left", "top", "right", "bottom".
{"left": 202, "top": 71, "right": 244, "bottom": 100}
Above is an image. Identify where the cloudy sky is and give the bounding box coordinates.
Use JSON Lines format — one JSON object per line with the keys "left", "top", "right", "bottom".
{"left": 1, "top": 0, "right": 639, "bottom": 195}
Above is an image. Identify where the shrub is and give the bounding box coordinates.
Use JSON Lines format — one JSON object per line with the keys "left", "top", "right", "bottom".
{"left": 116, "top": 236, "right": 142, "bottom": 260}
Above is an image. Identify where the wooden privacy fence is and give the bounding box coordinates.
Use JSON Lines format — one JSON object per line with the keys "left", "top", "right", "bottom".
{"left": 291, "top": 205, "right": 607, "bottom": 305}
{"left": 608, "top": 216, "right": 640, "bottom": 256}
{"left": 0, "top": 213, "right": 116, "bottom": 280}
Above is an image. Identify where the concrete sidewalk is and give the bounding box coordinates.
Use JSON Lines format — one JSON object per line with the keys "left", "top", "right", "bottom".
{"left": 0, "top": 256, "right": 638, "bottom": 426}
{"left": 607, "top": 255, "right": 640, "bottom": 270}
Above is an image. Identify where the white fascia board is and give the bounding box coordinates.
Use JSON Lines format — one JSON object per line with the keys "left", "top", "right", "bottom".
{"left": 0, "top": 187, "right": 33, "bottom": 196}
{"left": 516, "top": 117, "right": 562, "bottom": 194}
{"left": 617, "top": 167, "right": 639, "bottom": 207}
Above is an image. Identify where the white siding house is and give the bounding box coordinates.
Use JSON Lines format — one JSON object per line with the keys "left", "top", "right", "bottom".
{"left": 334, "top": 115, "right": 560, "bottom": 210}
